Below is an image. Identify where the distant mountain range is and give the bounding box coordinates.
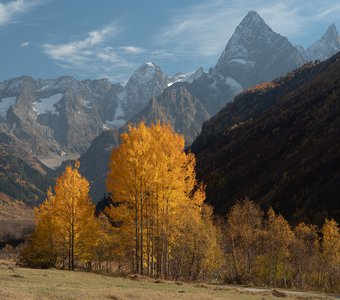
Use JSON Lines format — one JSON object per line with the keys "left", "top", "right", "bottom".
{"left": 0, "top": 11, "right": 339, "bottom": 213}
{"left": 78, "top": 11, "right": 340, "bottom": 202}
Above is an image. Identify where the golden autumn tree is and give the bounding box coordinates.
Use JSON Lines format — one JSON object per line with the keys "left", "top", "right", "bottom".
{"left": 257, "top": 208, "right": 295, "bottom": 287}
{"left": 106, "top": 122, "right": 208, "bottom": 278}
{"left": 290, "top": 222, "right": 319, "bottom": 289}
{"left": 169, "top": 204, "right": 223, "bottom": 281}
{"left": 224, "top": 199, "right": 263, "bottom": 284}
{"left": 320, "top": 219, "right": 340, "bottom": 290}
{"left": 19, "top": 196, "right": 59, "bottom": 268}
{"left": 20, "top": 164, "right": 100, "bottom": 270}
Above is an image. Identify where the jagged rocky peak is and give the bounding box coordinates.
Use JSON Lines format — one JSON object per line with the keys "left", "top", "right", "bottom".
{"left": 51, "top": 75, "right": 77, "bottom": 90}
{"left": 125, "top": 61, "right": 169, "bottom": 89}
{"left": 0, "top": 76, "right": 35, "bottom": 95}
{"left": 215, "top": 11, "right": 273, "bottom": 63}
{"left": 307, "top": 23, "right": 340, "bottom": 61}
{"left": 212, "top": 10, "right": 305, "bottom": 88}
{"left": 130, "top": 82, "right": 211, "bottom": 146}
{"left": 127, "top": 61, "right": 165, "bottom": 85}
{"left": 237, "top": 10, "right": 268, "bottom": 31}
{"left": 123, "top": 61, "right": 170, "bottom": 119}
{"left": 323, "top": 23, "right": 339, "bottom": 41}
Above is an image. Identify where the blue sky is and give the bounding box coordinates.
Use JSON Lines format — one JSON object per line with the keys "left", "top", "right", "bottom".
{"left": 1, "top": 0, "right": 340, "bottom": 83}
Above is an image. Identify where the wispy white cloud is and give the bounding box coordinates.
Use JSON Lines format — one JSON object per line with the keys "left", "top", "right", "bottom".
{"left": 20, "top": 41, "right": 29, "bottom": 47}
{"left": 304, "top": 2, "right": 340, "bottom": 22}
{"left": 157, "top": 0, "right": 340, "bottom": 59}
{"left": 43, "top": 23, "right": 120, "bottom": 62}
{"left": 0, "top": 0, "right": 44, "bottom": 26}
{"left": 118, "top": 46, "right": 175, "bottom": 60}
{"left": 119, "top": 46, "right": 146, "bottom": 54}
{"left": 42, "top": 23, "right": 137, "bottom": 82}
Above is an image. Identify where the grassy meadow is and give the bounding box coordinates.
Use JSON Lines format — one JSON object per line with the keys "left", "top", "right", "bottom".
{"left": 0, "top": 260, "right": 338, "bottom": 300}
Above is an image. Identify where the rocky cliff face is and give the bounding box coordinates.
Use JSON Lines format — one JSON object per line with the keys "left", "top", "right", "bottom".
{"left": 131, "top": 83, "right": 210, "bottom": 145}
{"left": 122, "top": 62, "right": 170, "bottom": 120}
{"left": 0, "top": 76, "right": 123, "bottom": 168}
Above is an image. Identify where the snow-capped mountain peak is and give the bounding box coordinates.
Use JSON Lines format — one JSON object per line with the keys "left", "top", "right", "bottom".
{"left": 127, "top": 61, "right": 163, "bottom": 86}
{"left": 145, "top": 61, "right": 156, "bottom": 68}
{"left": 307, "top": 24, "right": 340, "bottom": 61}
{"left": 218, "top": 10, "right": 285, "bottom": 63}
{"left": 212, "top": 10, "right": 305, "bottom": 89}
{"left": 122, "top": 62, "right": 170, "bottom": 119}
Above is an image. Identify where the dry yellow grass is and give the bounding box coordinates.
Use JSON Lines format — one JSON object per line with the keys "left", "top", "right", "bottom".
{"left": 0, "top": 260, "right": 337, "bottom": 300}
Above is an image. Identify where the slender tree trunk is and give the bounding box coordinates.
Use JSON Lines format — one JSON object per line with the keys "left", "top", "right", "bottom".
{"left": 140, "top": 192, "right": 144, "bottom": 275}
{"left": 146, "top": 194, "right": 150, "bottom": 276}
{"left": 68, "top": 230, "right": 71, "bottom": 270}
{"left": 151, "top": 224, "right": 154, "bottom": 276}
{"left": 71, "top": 222, "right": 74, "bottom": 270}
{"left": 164, "top": 199, "right": 169, "bottom": 278}
{"left": 156, "top": 200, "right": 160, "bottom": 277}
{"left": 135, "top": 194, "right": 139, "bottom": 273}
{"left": 230, "top": 235, "right": 240, "bottom": 281}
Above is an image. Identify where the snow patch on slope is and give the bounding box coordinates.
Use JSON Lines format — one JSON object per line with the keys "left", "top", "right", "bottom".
{"left": 145, "top": 61, "right": 156, "bottom": 68}
{"left": 104, "top": 101, "right": 126, "bottom": 129}
{"left": 38, "top": 84, "right": 51, "bottom": 92}
{"left": 33, "top": 93, "right": 63, "bottom": 115}
{"left": 229, "top": 58, "right": 255, "bottom": 66}
{"left": 168, "top": 67, "right": 204, "bottom": 87}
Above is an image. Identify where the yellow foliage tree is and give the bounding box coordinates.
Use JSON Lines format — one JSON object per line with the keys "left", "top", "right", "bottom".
{"left": 320, "top": 219, "right": 340, "bottom": 290}
{"left": 224, "top": 199, "right": 263, "bottom": 284}
{"left": 106, "top": 122, "right": 207, "bottom": 278}
{"left": 169, "top": 204, "right": 223, "bottom": 280}
{"left": 257, "top": 208, "right": 295, "bottom": 287}
{"left": 291, "top": 222, "right": 319, "bottom": 289}
{"left": 19, "top": 197, "right": 59, "bottom": 268}
{"left": 20, "top": 164, "right": 100, "bottom": 270}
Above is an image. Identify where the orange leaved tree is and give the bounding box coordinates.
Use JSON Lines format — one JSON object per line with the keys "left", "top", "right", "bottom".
{"left": 20, "top": 163, "right": 100, "bottom": 270}
{"left": 106, "top": 122, "right": 212, "bottom": 278}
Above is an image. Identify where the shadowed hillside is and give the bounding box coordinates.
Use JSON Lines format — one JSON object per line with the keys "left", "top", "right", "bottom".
{"left": 192, "top": 53, "right": 340, "bottom": 225}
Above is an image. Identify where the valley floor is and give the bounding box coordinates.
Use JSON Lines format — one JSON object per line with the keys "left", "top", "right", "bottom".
{"left": 0, "top": 260, "right": 338, "bottom": 300}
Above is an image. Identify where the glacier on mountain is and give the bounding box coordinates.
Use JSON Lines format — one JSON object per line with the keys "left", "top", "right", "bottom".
{"left": 33, "top": 93, "right": 63, "bottom": 116}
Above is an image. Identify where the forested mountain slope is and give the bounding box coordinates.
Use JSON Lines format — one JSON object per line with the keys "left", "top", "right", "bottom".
{"left": 192, "top": 53, "right": 340, "bottom": 225}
